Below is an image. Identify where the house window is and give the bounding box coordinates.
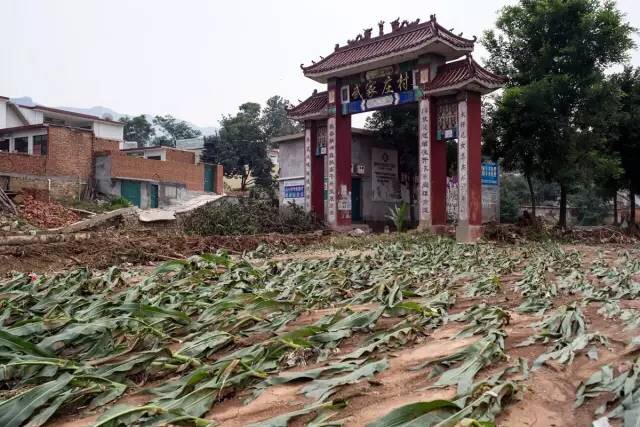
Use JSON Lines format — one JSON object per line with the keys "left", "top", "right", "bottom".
{"left": 0, "top": 139, "right": 9, "bottom": 152}
{"left": 147, "top": 155, "right": 162, "bottom": 160}
{"left": 33, "top": 135, "right": 48, "bottom": 156}
{"left": 14, "top": 137, "right": 28, "bottom": 154}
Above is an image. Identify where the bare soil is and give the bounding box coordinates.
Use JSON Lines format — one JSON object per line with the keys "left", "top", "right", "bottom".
{"left": 0, "top": 230, "right": 325, "bottom": 275}
{"left": 10, "top": 238, "right": 640, "bottom": 427}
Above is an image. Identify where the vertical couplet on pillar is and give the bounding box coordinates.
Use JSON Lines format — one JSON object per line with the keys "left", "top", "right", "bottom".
{"left": 303, "top": 123, "right": 312, "bottom": 213}
{"left": 326, "top": 81, "right": 352, "bottom": 228}
{"left": 418, "top": 97, "right": 432, "bottom": 229}
{"left": 456, "top": 91, "right": 483, "bottom": 242}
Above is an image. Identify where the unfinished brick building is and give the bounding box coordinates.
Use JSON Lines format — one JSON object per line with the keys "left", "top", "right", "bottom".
{"left": 0, "top": 96, "right": 223, "bottom": 207}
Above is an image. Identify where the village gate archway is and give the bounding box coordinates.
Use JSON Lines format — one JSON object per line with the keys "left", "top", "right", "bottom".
{"left": 287, "top": 15, "right": 505, "bottom": 242}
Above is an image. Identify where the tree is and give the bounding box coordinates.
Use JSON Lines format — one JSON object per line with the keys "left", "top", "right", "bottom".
{"left": 202, "top": 102, "right": 272, "bottom": 192}
{"left": 609, "top": 67, "right": 640, "bottom": 229}
{"left": 152, "top": 115, "right": 201, "bottom": 147}
{"left": 261, "top": 96, "right": 302, "bottom": 144}
{"left": 119, "top": 115, "right": 155, "bottom": 147}
{"left": 483, "top": 0, "right": 634, "bottom": 228}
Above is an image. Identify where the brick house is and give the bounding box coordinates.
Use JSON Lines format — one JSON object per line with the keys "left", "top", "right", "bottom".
{"left": 95, "top": 146, "right": 223, "bottom": 209}
{"left": 0, "top": 96, "right": 223, "bottom": 207}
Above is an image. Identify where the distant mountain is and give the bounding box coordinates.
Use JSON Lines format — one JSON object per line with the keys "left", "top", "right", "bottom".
{"left": 60, "top": 106, "right": 217, "bottom": 136}
{"left": 9, "top": 96, "right": 216, "bottom": 136}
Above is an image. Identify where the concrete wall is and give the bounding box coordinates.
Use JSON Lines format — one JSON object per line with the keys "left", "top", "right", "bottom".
{"left": 0, "top": 100, "right": 6, "bottom": 128}
{"left": 278, "top": 138, "right": 305, "bottom": 206}
{"left": 93, "top": 122, "right": 124, "bottom": 141}
{"left": 5, "top": 106, "right": 26, "bottom": 128}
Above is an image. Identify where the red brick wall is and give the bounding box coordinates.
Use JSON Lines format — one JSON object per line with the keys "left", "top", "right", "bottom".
{"left": 46, "top": 126, "right": 94, "bottom": 179}
{"left": 165, "top": 149, "right": 195, "bottom": 164}
{"left": 0, "top": 152, "right": 47, "bottom": 175}
{"left": 215, "top": 164, "right": 224, "bottom": 194}
{"left": 110, "top": 154, "right": 205, "bottom": 191}
{"left": 94, "top": 138, "right": 120, "bottom": 152}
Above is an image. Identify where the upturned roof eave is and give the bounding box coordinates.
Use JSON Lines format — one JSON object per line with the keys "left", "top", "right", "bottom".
{"left": 424, "top": 79, "right": 504, "bottom": 96}
{"left": 302, "top": 38, "right": 473, "bottom": 84}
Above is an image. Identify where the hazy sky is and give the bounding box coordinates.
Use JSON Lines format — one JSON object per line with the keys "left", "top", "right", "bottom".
{"left": 2, "top": 0, "right": 639, "bottom": 128}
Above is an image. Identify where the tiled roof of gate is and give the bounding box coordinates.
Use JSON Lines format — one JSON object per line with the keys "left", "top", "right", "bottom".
{"left": 286, "top": 90, "right": 328, "bottom": 120}
{"left": 425, "top": 56, "right": 507, "bottom": 93}
{"left": 302, "top": 16, "right": 475, "bottom": 77}
{"left": 288, "top": 57, "right": 505, "bottom": 120}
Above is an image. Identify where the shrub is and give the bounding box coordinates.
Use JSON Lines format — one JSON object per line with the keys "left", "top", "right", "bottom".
{"left": 387, "top": 202, "right": 409, "bottom": 232}
{"left": 183, "top": 198, "right": 318, "bottom": 235}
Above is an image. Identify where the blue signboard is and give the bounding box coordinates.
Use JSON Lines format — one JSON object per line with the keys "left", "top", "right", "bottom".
{"left": 481, "top": 162, "right": 499, "bottom": 185}
{"left": 284, "top": 185, "right": 304, "bottom": 199}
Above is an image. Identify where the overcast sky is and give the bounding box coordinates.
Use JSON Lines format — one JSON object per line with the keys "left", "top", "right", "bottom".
{"left": 1, "top": 0, "right": 639, "bottom": 128}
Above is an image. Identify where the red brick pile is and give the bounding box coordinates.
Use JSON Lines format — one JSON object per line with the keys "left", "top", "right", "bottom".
{"left": 19, "top": 195, "right": 80, "bottom": 229}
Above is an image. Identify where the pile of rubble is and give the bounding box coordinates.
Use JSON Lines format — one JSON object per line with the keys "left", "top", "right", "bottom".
{"left": 19, "top": 195, "right": 80, "bottom": 229}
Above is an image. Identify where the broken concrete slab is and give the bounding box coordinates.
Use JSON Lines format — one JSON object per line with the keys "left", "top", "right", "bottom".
{"left": 138, "top": 194, "right": 225, "bottom": 223}
{"left": 139, "top": 209, "right": 176, "bottom": 222}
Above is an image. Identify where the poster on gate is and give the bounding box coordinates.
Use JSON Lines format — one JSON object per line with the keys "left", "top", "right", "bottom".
{"left": 372, "top": 148, "right": 401, "bottom": 202}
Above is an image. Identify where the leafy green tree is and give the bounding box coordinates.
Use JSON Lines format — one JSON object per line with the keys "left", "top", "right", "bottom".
{"left": 261, "top": 95, "right": 302, "bottom": 144}
{"left": 483, "top": 0, "right": 634, "bottom": 228}
{"left": 609, "top": 67, "right": 640, "bottom": 228}
{"left": 152, "top": 115, "right": 201, "bottom": 147}
{"left": 202, "top": 103, "right": 272, "bottom": 192}
{"left": 499, "top": 174, "right": 531, "bottom": 223}
{"left": 119, "top": 115, "right": 155, "bottom": 147}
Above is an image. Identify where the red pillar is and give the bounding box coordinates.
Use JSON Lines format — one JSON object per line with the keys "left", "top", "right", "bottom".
{"left": 456, "top": 91, "right": 483, "bottom": 242}
{"left": 309, "top": 121, "right": 325, "bottom": 218}
{"left": 326, "top": 81, "right": 352, "bottom": 227}
{"left": 430, "top": 97, "right": 447, "bottom": 233}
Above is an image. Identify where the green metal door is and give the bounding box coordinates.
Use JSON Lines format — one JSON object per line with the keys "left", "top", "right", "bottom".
{"left": 121, "top": 180, "right": 141, "bottom": 207}
{"left": 204, "top": 164, "right": 214, "bottom": 192}
{"left": 150, "top": 184, "right": 159, "bottom": 208}
{"left": 351, "top": 178, "right": 362, "bottom": 222}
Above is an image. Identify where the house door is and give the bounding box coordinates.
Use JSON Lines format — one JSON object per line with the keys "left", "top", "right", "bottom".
{"left": 351, "top": 178, "right": 362, "bottom": 222}
{"left": 204, "top": 164, "right": 214, "bottom": 192}
{"left": 150, "top": 184, "right": 159, "bottom": 208}
{"left": 121, "top": 180, "right": 141, "bottom": 207}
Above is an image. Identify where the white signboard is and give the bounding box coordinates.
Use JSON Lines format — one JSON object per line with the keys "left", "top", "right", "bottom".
{"left": 372, "top": 147, "right": 401, "bottom": 202}
{"left": 283, "top": 178, "right": 305, "bottom": 206}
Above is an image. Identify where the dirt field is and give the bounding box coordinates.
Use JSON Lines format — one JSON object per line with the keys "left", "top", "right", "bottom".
{"left": 0, "top": 229, "right": 326, "bottom": 275}
{"left": 2, "top": 233, "right": 640, "bottom": 427}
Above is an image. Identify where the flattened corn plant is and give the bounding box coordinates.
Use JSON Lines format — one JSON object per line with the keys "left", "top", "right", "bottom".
{"left": 0, "top": 237, "right": 526, "bottom": 426}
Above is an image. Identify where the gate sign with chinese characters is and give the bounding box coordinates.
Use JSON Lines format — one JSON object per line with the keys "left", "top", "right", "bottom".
{"left": 481, "top": 161, "right": 499, "bottom": 185}
{"left": 341, "top": 64, "right": 417, "bottom": 115}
